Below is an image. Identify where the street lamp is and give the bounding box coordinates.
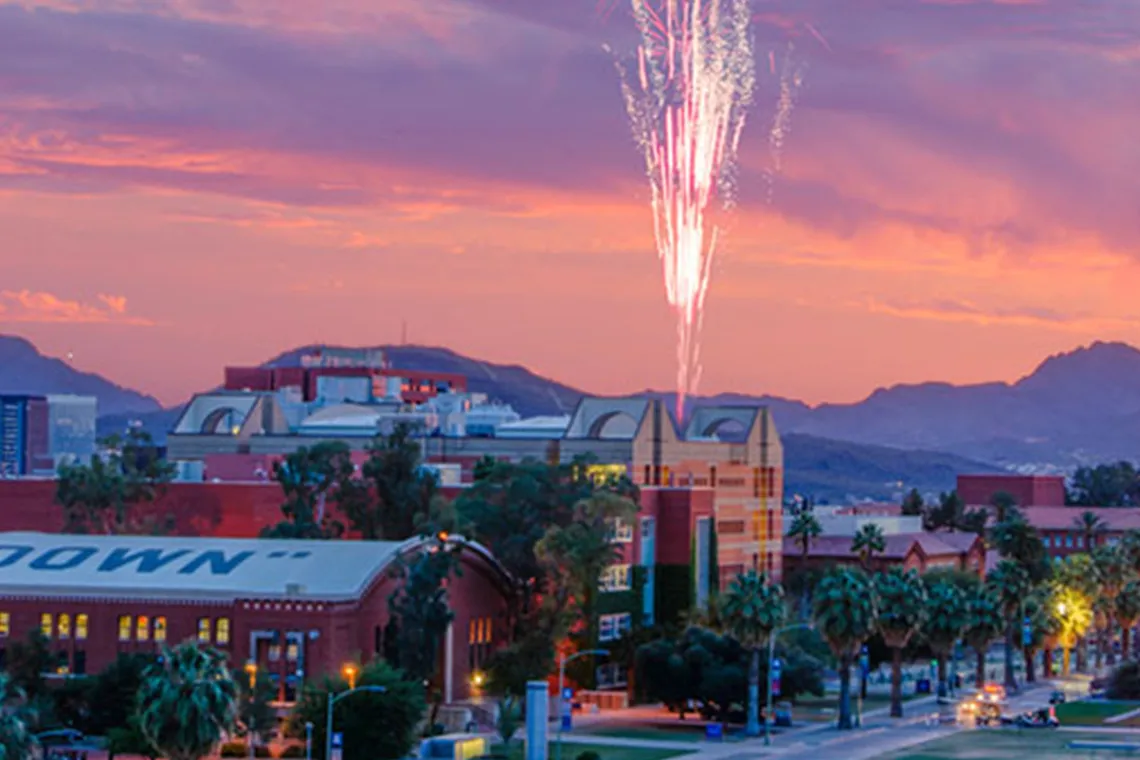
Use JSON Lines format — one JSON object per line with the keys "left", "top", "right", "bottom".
{"left": 765, "top": 623, "right": 813, "bottom": 746}
{"left": 304, "top": 722, "right": 313, "bottom": 760}
{"left": 556, "top": 649, "right": 609, "bottom": 760}
{"left": 341, "top": 664, "right": 358, "bottom": 691}
{"left": 244, "top": 661, "right": 257, "bottom": 760}
{"left": 325, "top": 681, "right": 385, "bottom": 760}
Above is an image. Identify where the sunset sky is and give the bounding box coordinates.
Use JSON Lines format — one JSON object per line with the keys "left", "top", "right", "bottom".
{"left": 1, "top": 0, "right": 1138, "bottom": 407}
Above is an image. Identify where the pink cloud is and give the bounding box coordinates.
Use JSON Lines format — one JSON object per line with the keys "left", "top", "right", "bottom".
{"left": 0, "top": 290, "right": 153, "bottom": 325}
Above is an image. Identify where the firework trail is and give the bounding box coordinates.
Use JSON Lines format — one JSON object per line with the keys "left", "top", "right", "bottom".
{"left": 765, "top": 42, "right": 804, "bottom": 203}
{"left": 612, "top": 0, "right": 756, "bottom": 421}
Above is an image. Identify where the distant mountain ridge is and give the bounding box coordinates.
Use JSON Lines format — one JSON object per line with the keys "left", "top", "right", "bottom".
{"left": 10, "top": 334, "right": 1136, "bottom": 498}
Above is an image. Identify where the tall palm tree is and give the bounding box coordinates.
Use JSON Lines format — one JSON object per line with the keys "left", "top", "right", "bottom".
{"left": 136, "top": 642, "right": 239, "bottom": 760}
{"left": 990, "top": 514, "right": 1049, "bottom": 583}
{"left": 1117, "top": 580, "right": 1140, "bottom": 660}
{"left": 1054, "top": 553, "right": 1100, "bottom": 672}
{"left": 721, "top": 571, "right": 786, "bottom": 736}
{"left": 787, "top": 508, "right": 822, "bottom": 616}
{"left": 1074, "top": 511, "right": 1105, "bottom": 551}
{"left": 812, "top": 567, "right": 877, "bottom": 730}
{"left": 987, "top": 559, "right": 1031, "bottom": 691}
{"left": 851, "top": 524, "right": 886, "bottom": 571}
{"left": 0, "top": 674, "right": 33, "bottom": 760}
{"left": 873, "top": 568, "right": 927, "bottom": 717}
{"left": 964, "top": 588, "right": 1005, "bottom": 687}
{"left": 922, "top": 576, "right": 968, "bottom": 699}
{"left": 990, "top": 491, "right": 1018, "bottom": 523}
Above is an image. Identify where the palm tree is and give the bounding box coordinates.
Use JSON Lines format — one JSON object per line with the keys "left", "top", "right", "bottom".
{"left": 787, "top": 508, "right": 822, "bottom": 616}
{"left": 721, "top": 571, "right": 786, "bottom": 736}
{"left": 1054, "top": 553, "right": 1099, "bottom": 671}
{"left": 812, "top": 567, "right": 877, "bottom": 730}
{"left": 1117, "top": 580, "right": 1140, "bottom": 660}
{"left": 1093, "top": 545, "right": 1132, "bottom": 666}
{"left": 1074, "top": 511, "right": 1105, "bottom": 551}
{"left": 990, "top": 491, "right": 1018, "bottom": 523}
{"left": 963, "top": 588, "right": 1005, "bottom": 687}
{"left": 922, "top": 576, "right": 968, "bottom": 699}
{"left": 990, "top": 514, "right": 1049, "bottom": 583}
{"left": 1052, "top": 583, "right": 1094, "bottom": 675}
{"left": 0, "top": 674, "right": 33, "bottom": 760}
{"left": 987, "top": 559, "right": 1031, "bottom": 691}
{"left": 873, "top": 568, "right": 927, "bottom": 717}
{"left": 851, "top": 524, "right": 886, "bottom": 571}
{"left": 136, "top": 642, "right": 239, "bottom": 760}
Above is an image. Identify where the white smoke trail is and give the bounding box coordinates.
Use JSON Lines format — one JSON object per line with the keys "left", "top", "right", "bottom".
{"left": 765, "top": 42, "right": 804, "bottom": 204}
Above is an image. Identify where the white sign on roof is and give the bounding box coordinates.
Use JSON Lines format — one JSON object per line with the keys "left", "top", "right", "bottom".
{"left": 0, "top": 532, "right": 411, "bottom": 602}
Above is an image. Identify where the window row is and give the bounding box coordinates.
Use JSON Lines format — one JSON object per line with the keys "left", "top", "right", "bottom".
{"left": 600, "top": 564, "right": 632, "bottom": 592}
{"left": 598, "top": 613, "right": 632, "bottom": 642}
{"left": 468, "top": 617, "right": 493, "bottom": 645}
{"left": 0, "top": 613, "right": 232, "bottom": 646}
{"left": 0, "top": 613, "right": 91, "bottom": 641}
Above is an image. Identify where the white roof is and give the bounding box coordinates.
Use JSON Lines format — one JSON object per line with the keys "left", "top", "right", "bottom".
{"left": 0, "top": 532, "right": 418, "bottom": 603}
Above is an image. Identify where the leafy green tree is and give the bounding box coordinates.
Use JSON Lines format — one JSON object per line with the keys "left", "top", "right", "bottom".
{"left": 264, "top": 442, "right": 352, "bottom": 538}
{"left": 851, "top": 524, "right": 886, "bottom": 571}
{"left": 812, "top": 567, "right": 876, "bottom": 730}
{"left": 86, "top": 653, "right": 156, "bottom": 735}
{"left": 136, "top": 642, "right": 239, "bottom": 760}
{"left": 1117, "top": 581, "right": 1140, "bottom": 661}
{"left": 1074, "top": 511, "right": 1106, "bottom": 550}
{"left": 496, "top": 696, "right": 521, "bottom": 749}
{"left": 987, "top": 560, "right": 1031, "bottom": 689}
{"left": 56, "top": 428, "right": 175, "bottom": 535}
{"left": 288, "top": 660, "right": 426, "bottom": 760}
{"left": 1094, "top": 545, "right": 1133, "bottom": 666}
{"left": 0, "top": 674, "right": 34, "bottom": 760}
{"left": 1067, "top": 462, "right": 1140, "bottom": 507}
{"left": 924, "top": 491, "right": 986, "bottom": 535}
{"left": 721, "top": 571, "right": 785, "bottom": 735}
{"left": 107, "top": 716, "right": 158, "bottom": 760}
{"left": 874, "top": 569, "right": 926, "bottom": 717}
{"left": 921, "top": 577, "right": 967, "bottom": 698}
{"left": 350, "top": 425, "right": 444, "bottom": 540}
{"left": 385, "top": 537, "right": 460, "bottom": 684}
{"left": 900, "top": 489, "right": 924, "bottom": 517}
{"left": 6, "top": 630, "right": 53, "bottom": 703}
{"left": 963, "top": 588, "right": 1004, "bottom": 686}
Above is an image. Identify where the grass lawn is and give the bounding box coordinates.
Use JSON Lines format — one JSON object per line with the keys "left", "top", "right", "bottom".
{"left": 495, "top": 742, "right": 693, "bottom": 760}
{"left": 1054, "top": 700, "right": 1140, "bottom": 726}
{"left": 877, "top": 730, "right": 1123, "bottom": 759}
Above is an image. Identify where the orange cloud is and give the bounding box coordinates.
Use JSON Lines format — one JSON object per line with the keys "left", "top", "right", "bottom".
{"left": 0, "top": 290, "right": 154, "bottom": 325}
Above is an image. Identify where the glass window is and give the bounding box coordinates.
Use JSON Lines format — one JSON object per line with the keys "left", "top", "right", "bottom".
{"left": 40, "top": 613, "right": 53, "bottom": 638}
{"left": 216, "top": 618, "right": 231, "bottom": 645}
{"left": 600, "top": 565, "right": 632, "bottom": 592}
{"left": 118, "top": 615, "right": 132, "bottom": 642}
{"left": 76, "top": 614, "right": 88, "bottom": 641}
{"left": 1077, "top": 536, "right": 1085, "bottom": 548}
{"left": 0, "top": 612, "right": 9, "bottom": 637}
{"left": 155, "top": 617, "right": 167, "bottom": 643}
{"left": 136, "top": 616, "right": 150, "bottom": 642}
{"left": 197, "top": 618, "right": 211, "bottom": 643}
{"left": 58, "top": 614, "right": 71, "bottom": 640}
{"left": 1066, "top": 535, "right": 1074, "bottom": 548}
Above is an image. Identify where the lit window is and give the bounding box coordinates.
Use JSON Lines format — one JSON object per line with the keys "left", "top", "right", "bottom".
{"left": 0, "top": 612, "right": 10, "bottom": 637}
{"left": 286, "top": 642, "right": 299, "bottom": 661}
{"left": 216, "top": 618, "right": 231, "bottom": 645}
{"left": 118, "top": 615, "right": 132, "bottom": 642}
{"left": 599, "top": 613, "right": 633, "bottom": 642}
{"left": 607, "top": 519, "right": 634, "bottom": 543}
{"left": 40, "top": 613, "right": 53, "bottom": 638}
{"left": 137, "top": 616, "right": 150, "bottom": 642}
{"left": 468, "top": 619, "right": 477, "bottom": 645}
{"left": 58, "top": 614, "right": 71, "bottom": 640}
{"left": 197, "top": 618, "right": 211, "bottom": 643}
{"left": 155, "top": 617, "right": 167, "bottom": 643}
{"left": 76, "top": 614, "right": 88, "bottom": 641}
{"left": 600, "top": 564, "right": 632, "bottom": 592}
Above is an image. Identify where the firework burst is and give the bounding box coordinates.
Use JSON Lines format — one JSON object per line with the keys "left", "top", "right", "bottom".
{"left": 613, "top": 0, "right": 756, "bottom": 421}
{"left": 765, "top": 41, "right": 804, "bottom": 203}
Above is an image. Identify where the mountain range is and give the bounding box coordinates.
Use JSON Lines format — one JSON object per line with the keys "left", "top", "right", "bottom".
{"left": 11, "top": 334, "right": 1140, "bottom": 500}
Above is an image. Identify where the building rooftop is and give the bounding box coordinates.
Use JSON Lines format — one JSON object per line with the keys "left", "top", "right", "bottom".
{"left": 783, "top": 531, "right": 982, "bottom": 561}
{"left": 0, "top": 532, "right": 491, "bottom": 603}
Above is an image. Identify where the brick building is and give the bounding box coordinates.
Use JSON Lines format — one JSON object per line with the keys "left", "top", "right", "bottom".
{"left": 0, "top": 531, "right": 511, "bottom": 705}
{"left": 958, "top": 474, "right": 1066, "bottom": 509}
{"left": 782, "top": 532, "right": 986, "bottom": 577}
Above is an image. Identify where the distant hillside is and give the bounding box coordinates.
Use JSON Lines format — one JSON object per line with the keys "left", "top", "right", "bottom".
{"left": 0, "top": 335, "right": 161, "bottom": 417}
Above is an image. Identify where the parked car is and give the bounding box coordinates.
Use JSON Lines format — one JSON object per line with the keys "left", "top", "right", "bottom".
{"left": 1015, "top": 707, "right": 1060, "bottom": 729}
{"left": 1049, "top": 690, "right": 1066, "bottom": 705}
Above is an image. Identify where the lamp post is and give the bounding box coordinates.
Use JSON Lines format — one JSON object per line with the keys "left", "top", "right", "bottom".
{"left": 304, "top": 722, "right": 313, "bottom": 760}
{"left": 765, "top": 623, "right": 812, "bottom": 746}
{"left": 244, "top": 661, "right": 257, "bottom": 760}
{"left": 556, "top": 649, "right": 609, "bottom": 760}
{"left": 325, "top": 679, "right": 385, "bottom": 760}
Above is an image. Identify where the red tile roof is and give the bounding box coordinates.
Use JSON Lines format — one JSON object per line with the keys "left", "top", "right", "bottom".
{"left": 782, "top": 532, "right": 980, "bottom": 561}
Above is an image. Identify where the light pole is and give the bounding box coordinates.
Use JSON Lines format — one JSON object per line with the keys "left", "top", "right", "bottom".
{"left": 556, "top": 649, "right": 609, "bottom": 760}
{"left": 244, "top": 661, "right": 257, "bottom": 760}
{"left": 305, "top": 722, "right": 313, "bottom": 760}
{"left": 325, "top": 681, "right": 385, "bottom": 760}
{"left": 765, "top": 623, "right": 812, "bottom": 746}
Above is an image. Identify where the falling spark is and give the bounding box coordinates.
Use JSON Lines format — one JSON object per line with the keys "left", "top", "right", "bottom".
{"left": 765, "top": 42, "right": 804, "bottom": 203}
{"left": 612, "top": 0, "right": 755, "bottom": 421}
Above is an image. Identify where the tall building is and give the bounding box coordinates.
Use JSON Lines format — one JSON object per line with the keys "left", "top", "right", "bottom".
{"left": 0, "top": 396, "right": 52, "bottom": 477}
{"left": 45, "top": 395, "right": 97, "bottom": 468}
